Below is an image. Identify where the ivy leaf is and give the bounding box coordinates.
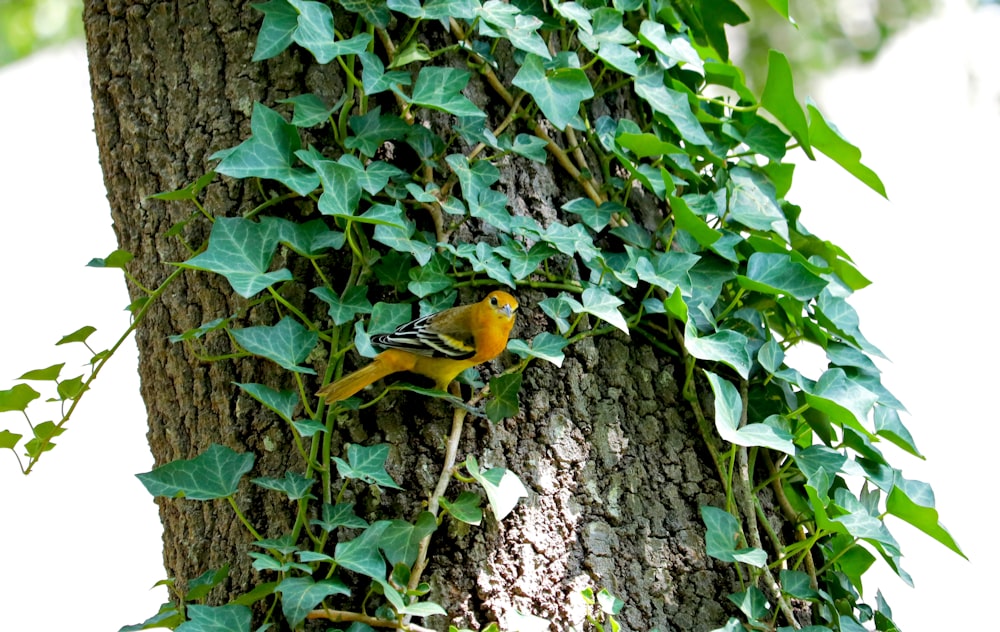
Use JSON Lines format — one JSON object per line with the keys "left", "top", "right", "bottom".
{"left": 211, "top": 103, "right": 319, "bottom": 195}
{"left": 276, "top": 576, "right": 351, "bottom": 629}
{"left": 561, "top": 197, "right": 619, "bottom": 231}
{"left": 380, "top": 512, "right": 437, "bottom": 567}
{"left": 579, "top": 287, "right": 629, "bottom": 333}
{"left": 252, "top": 471, "right": 316, "bottom": 501}
{"left": 0, "top": 384, "right": 41, "bottom": 413}
{"left": 887, "top": 476, "right": 965, "bottom": 558}
{"left": 635, "top": 250, "right": 698, "bottom": 293}
{"left": 728, "top": 587, "right": 769, "bottom": 625}
{"left": 739, "top": 252, "right": 828, "bottom": 301}
{"left": 684, "top": 326, "right": 752, "bottom": 380}
{"left": 441, "top": 491, "right": 484, "bottom": 525}
{"left": 311, "top": 502, "right": 369, "bottom": 532}
{"left": 230, "top": 316, "right": 319, "bottom": 375}
{"left": 338, "top": 0, "right": 390, "bottom": 26}
{"left": 722, "top": 167, "right": 789, "bottom": 242}
{"left": 478, "top": 0, "right": 551, "bottom": 59}
{"left": 311, "top": 286, "right": 373, "bottom": 326}
{"left": 410, "top": 67, "right": 484, "bottom": 118}
{"left": 539, "top": 295, "right": 575, "bottom": 334}
{"left": 511, "top": 133, "right": 549, "bottom": 163}
{"left": 506, "top": 333, "right": 569, "bottom": 368}
{"left": 235, "top": 382, "right": 298, "bottom": 423}
{"left": 761, "top": 50, "right": 813, "bottom": 158}
{"left": 347, "top": 107, "right": 411, "bottom": 157}
{"left": 333, "top": 443, "right": 403, "bottom": 490}
{"left": 185, "top": 567, "right": 230, "bottom": 602}
{"left": 807, "top": 101, "right": 887, "bottom": 198}
{"left": 485, "top": 373, "right": 522, "bottom": 422}
{"left": 252, "top": 0, "right": 298, "bottom": 61}
{"left": 18, "top": 363, "right": 64, "bottom": 381}
{"left": 700, "top": 505, "right": 767, "bottom": 567}
{"left": 181, "top": 217, "right": 292, "bottom": 298}
{"left": 635, "top": 64, "right": 712, "bottom": 146}
{"left": 136, "top": 444, "right": 255, "bottom": 500}
{"left": 57, "top": 325, "right": 97, "bottom": 346}
{"left": 176, "top": 604, "right": 251, "bottom": 632}
{"left": 804, "top": 369, "right": 878, "bottom": 436}
{"left": 87, "top": 249, "right": 134, "bottom": 269}
{"left": 466, "top": 455, "right": 528, "bottom": 520}
{"left": 704, "top": 372, "right": 795, "bottom": 455}
{"left": 512, "top": 53, "right": 593, "bottom": 130}
{"left": 335, "top": 521, "right": 390, "bottom": 579}
{"left": 796, "top": 445, "right": 847, "bottom": 503}
{"left": 495, "top": 238, "right": 556, "bottom": 281}
{"left": 638, "top": 20, "right": 704, "bottom": 74}
{"left": 0, "top": 430, "right": 23, "bottom": 450}
{"left": 278, "top": 93, "right": 338, "bottom": 128}
{"left": 285, "top": 0, "right": 336, "bottom": 62}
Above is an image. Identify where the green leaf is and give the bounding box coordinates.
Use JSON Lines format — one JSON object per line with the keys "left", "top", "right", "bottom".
{"left": 0, "top": 429, "right": 22, "bottom": 450}
{"left": 796, "top": 445, "right": 846, "bottom": 503}
{"left": 136, "top": 444, "right": 255, "bottom": 500}
{"left": 739, "top": 252, "right": 828, "bottom": 301}
{"left": 235, "top": 382, "right": 298, "bottom": 423}
{"left": 266, "top": 216, "right": 345, "bottom": 257}
{"left": 176, "top": 604, "right": 251, "bottom": 632}
{"left": 231, "top": 317, "right": 316, "bottom": 374}
{"left": 701, "top": 505, "right": 767, "bottom": 567}
{"left": 561, "top": 198, "right": 620, "bottom": 232}
{"left": 181, "top": 217, "right": 293, "bottom": 298}
{"left": 0, "top": 383, "right": 40, "bottom": 412}
{"left": 347, "top": 107, "right": 411, "bottom": 157}
{"left": 512, "top": 53, "right": 592, "bottom": 130}
{"left": 804, "top": 369, "right": 878, "bottom": 435}
{"left": 211, "top": 103, "right": 319, "bottom": 195}
{"left": 705, "top": 372, "right": 795, "bottom": 455}
{"left": 252, "top": 471, "right": 315, "bottom": 500}
{"left": 335, "top": 521, "right": 390, "bottom": 579}
{"left": 807, "top": 101, "right": 887, "bottom": 198}
{"left": 338, "top": 0, "right": 390, "bottom": 28}
{"left": 780, "top": 569, "right": 818, "bottom": 600}
{"left": 485, "top": 373, "right": 522, "bottom": 422}
{"left": 506, "top": 333, "right": 569, "bottom": 368}
{"left": 723, "top": 167, "right": 789, "bottom": 241}
{"left": 312, "top": 285, "right": 373, "bottom": 326}
{"left": 150, "top": 171, "right": 217, "bottom": 202}
{"left": 57, "top": 325, "right": 97, "bottom": 346}
{"left": 635, "top": 64, "right": 712, "bottom": 146}
{"left": 252, "top": 0, "right": 298, "bottom": 61}
{"left": 728, "top": 587, "right": 769, "bottom": 624}
{"left": 441, "top": 491, "right": 483, "bottom": 525}
{"left": 887, "top": 476, "right": 965, "bottom": 558}
{"left": 358, "top": 52, "right": 412, "bottom": 97}
{"left": 333, "top": 443, "right": 403, "bottom": 489}
{"left": 466, "top": 455, "right": 528, "bottom": 520}
{"left": 17, "top": 363, "right": 64, "bottom": 381}
{"left": 286, "top": 0, "right": 336, "bottom": 62}
{"left": 579, "top": 287, "right": 628, "bottom": 333}
{"left": 277, "top": 576, "right": 351, "bottom": 628}
{"left": 168, "top": 317, "right": 230, "bottom": 344}
{"left": 380, "top": 512, "right": 437, "bottom": 567}
{"left": 478, "top": 1, "right": 550, "bottom": 59}
{"left": 279, "top": 92, "right": 337, "bottom": 128}
{"left": 87, "top": 249, "right": 134, "bottom": 269}
{"left": 684, "top": 326, "right": 752, "bottom": 380}
{"left": 311, "top": 502, "right": 368, "bottom": 532}
{"left": 635, "top": 250, "right": 698, "bottom": 294}
{"left": 23, "top": 421, "right": 65, "bottom": 457}
{"left": 761, "top": 50, "right": 813, "bottom": 158}
{"left": 185, "top": 566, "right": 230, "bottom": 601}
{"left": 410, "top": 66, "right": 485, "bottom": 118}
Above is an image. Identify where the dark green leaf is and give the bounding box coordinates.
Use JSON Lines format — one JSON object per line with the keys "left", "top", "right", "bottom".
{"left": 506, "top": 333, "right": 569, "bottom": 368}
{"left": 761, "top": 50, "right": 813, "bottom": 158}
{"left": 333, "top": 443, "right": 403, "bottom": 489}
{"left": 441, "top": 491, "right": 483, "bottom": 525}
{"left": 252, "top": 471, "right": 315, "bottom": 500}
{"left": 512, "top": 53, "right": 592, "bottom": 130}
{"left": 807, "top": 101, "right": 887, "bottom": 198}
{"left": 700, "top": 505, "right": 766, "bottom": 567}
{"left": 739, "top": 252, "right": 828, "bottom": 300}
{"left": 410, "top": 66, "right": 484, "bottom": 118}
{"left": 235, "top": 382, "right": 298, "bottom": 423}
{"left": 485, "top": 373, "right": 522, "bottom": 422}
{"left": 252, "top": 0, "right": 298, "bottom": 61}
{"left": 277, "top": 576, "right": 351, "bottom": 628}
{"left": 136, "top": 443, "right": 255, "bottom": 500}
{"left": 181, "top": 217, "right": 292, "bottom": 298}
{"left": 230, "top": 316, "right": 318, "bottom": 375}
{"left": 635, "top": 64, "right": 711, "bottom": 146}
{"left": 185, "top": 566, "right": 230, "bottom": 602}
{"left": 176, "top": 604, "right": 251, "bottom": 632}
{"left": 335, "top": 521, "right": 390, "bottom": 579}
{"left": 211, "top": 103, "right": 319, "bottom": 195}
{"left": 311, "top": 502, "right": 368, "bottom": 532}
{"left": 887, "top": 476, "right": 965, "bottom": 558}
{"left": 312, "top": 285, "right": 373, "bottom": 326}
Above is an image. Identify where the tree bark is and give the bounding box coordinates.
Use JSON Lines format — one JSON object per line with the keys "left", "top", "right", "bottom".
{"left": 83, "top": 1, "right": 741, "bottom": 629}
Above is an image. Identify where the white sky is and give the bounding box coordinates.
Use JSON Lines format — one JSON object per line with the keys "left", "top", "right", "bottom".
{"left": 1, "top": 3, "right": 997, "bottom": 629}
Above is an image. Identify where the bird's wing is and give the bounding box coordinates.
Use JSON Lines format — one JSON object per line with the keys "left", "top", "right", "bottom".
{"left": 371, "top": 312, "right": 477, "bottom": 360}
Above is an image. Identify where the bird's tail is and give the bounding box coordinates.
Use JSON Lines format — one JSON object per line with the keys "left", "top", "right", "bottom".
{"left": 317, "top": 359, "right": 394, "bottom": 402}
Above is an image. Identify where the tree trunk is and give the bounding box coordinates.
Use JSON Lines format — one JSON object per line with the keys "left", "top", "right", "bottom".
{"left": 83, "top": 1, "right": 740, "bottom": 629}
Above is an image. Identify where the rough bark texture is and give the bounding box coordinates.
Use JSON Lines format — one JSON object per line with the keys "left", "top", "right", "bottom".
{"left": 84, "top": 1, "right": 742, "bottom": 629}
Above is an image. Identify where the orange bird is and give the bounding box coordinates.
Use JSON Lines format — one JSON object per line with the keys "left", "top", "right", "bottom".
{"left": 317, "top": 290, "right": 519, "bottom": 402}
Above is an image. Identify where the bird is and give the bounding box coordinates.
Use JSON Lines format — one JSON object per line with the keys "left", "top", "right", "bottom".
{"left": 317, "top": 290, "right": 519, "bottom": 402}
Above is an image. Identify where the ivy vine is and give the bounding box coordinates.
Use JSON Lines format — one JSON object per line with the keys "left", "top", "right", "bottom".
{"left": 0, "top": 1, "right": 964, "bottom": 631}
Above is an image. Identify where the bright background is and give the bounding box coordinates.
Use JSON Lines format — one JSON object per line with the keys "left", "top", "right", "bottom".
{"left": 1, "top": 2, "right": 997, "bottom": 629}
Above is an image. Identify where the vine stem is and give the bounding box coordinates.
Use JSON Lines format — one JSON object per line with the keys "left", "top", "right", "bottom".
{"left": 305, "top": 607, "right": 434, "bottom": 632}
{"left": 733, "top": 379, "right": 799, "bottom": 629}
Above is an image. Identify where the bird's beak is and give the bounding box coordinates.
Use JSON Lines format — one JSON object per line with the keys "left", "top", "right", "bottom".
{"left": 502, "top": 304, "right": 515, "bottom": 318}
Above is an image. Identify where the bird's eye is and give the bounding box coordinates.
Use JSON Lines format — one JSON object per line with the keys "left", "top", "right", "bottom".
{"left": 490, "top": 295, "right": 498, "bottom": 306}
